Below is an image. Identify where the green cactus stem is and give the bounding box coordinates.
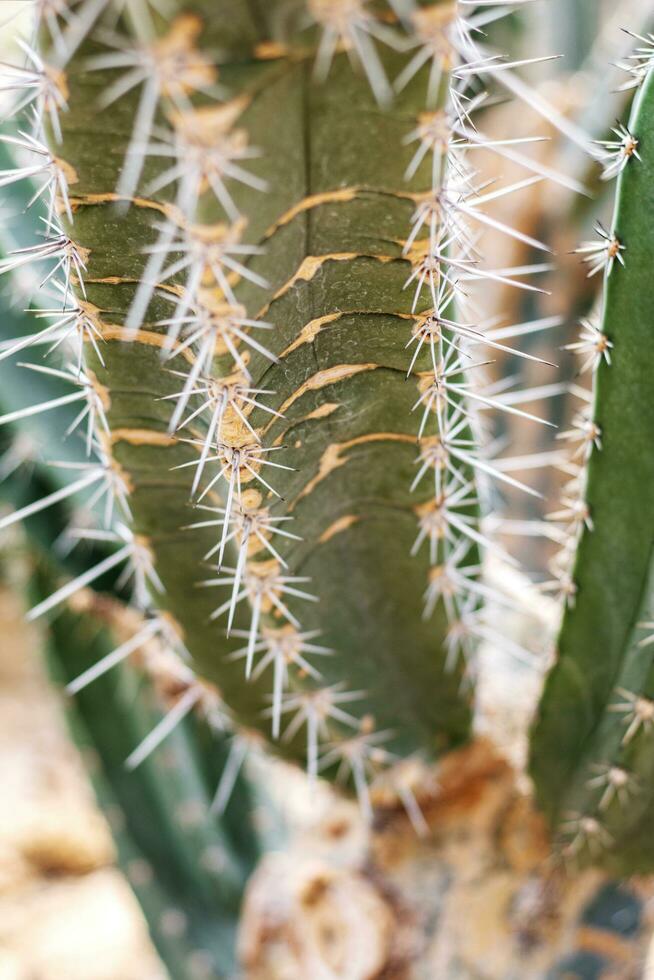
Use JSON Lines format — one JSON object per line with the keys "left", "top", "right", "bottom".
{"left": 530, "top": 67, "right": 654, "bottom": 872}
{"left": 28, "top": 0, "right": 478, "bottom": 775}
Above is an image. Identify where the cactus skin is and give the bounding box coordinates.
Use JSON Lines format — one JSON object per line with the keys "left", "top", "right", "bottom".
{"left": 42, "top": 0, "right": 472, "bottom": 767}
{"left": 529, "top": 68, "right": 654, "bottom": 871}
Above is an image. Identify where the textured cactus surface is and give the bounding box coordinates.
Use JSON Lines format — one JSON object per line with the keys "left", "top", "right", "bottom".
{"left": 530, "top": 67, "right": 654, "bottom": 871}
{"left": 25, "top": 0, "right": 483, "bottom": 773}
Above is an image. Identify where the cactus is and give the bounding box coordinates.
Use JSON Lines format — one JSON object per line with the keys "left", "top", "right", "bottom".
{"left": 1, "top": 0, "right": 502, "bottom": 780}
{"left": 1, "top": 1, "right": 654, "bottom": 977}
{"left": 530, "top": 64, "right": 654, "bottom": 872}
{"left": 32, "top": 564, "right": 265, "bottom": 979}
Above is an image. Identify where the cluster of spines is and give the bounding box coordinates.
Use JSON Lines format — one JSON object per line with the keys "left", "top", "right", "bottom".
{"left": 390, "top": 0, "right": 592, "bottom": 686}
{"left": 0, "top": 8, "right": 163, "bottom": 622}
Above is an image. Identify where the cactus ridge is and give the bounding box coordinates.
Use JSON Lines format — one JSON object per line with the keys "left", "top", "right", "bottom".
{"left": 530, "top": 59, "right": 654, "bottom": 873}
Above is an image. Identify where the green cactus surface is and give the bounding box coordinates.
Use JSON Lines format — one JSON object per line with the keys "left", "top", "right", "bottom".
{"left": 530, "top": 68, "right": 654, "bottom": 872}
{"left": 30, "top": 0, "right": 475, "bottom": 773}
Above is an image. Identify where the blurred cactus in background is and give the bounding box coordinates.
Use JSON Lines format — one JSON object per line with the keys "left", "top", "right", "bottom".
{"left": 0, "top": 1, "right": 653, "bottom": 977}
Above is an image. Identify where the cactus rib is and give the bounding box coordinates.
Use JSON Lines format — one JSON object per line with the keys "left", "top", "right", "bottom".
{"left": 530, "top": 65, "right": 654, "bottom": 872}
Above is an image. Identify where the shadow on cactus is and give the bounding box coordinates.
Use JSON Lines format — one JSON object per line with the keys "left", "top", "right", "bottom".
{"left": 0, "top": 1, "right": 653, "bottom": 977}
